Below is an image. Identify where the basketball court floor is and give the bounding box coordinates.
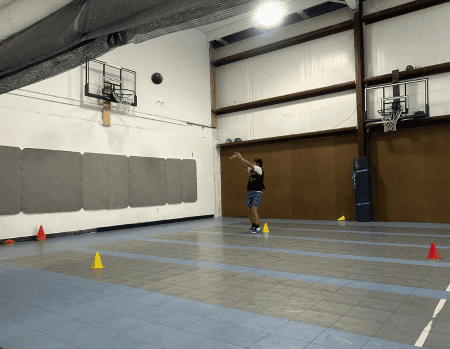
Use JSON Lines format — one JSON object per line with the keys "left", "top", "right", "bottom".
{"left": 0, "top": 218, "right": 449, "bottom": 349}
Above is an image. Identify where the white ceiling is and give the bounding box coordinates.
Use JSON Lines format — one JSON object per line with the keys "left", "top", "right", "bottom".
{"left": 195, "top": 0, "right": 358, "bottom": 42}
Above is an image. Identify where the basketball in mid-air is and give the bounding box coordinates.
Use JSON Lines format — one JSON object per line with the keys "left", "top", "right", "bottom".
{"left": 152, "top": 73, "right": 163, "bottom": 84}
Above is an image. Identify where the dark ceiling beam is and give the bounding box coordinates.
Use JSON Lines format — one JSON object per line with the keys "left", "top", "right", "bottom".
{"left": 362, "top": 0, "right": 450, "bottom": 25}
{"left": 221, "top": 126, "right": 357, "bottom": 147}
{"left": 217, "top": 39, "right": 229, "bottom": 46}
{"left": 213, "top": 81, "right": 355, "bottom": 115}
{"left": 213, "top": 61, "right": 450, "bottom": 116}
{"left": 296, "top": 10, "right": 309, "bottom": 20}
{"left": 211, "top": 20, "right": 354, "bottom": 67}
{"left": 364, "top": 62, "right": 450, "bottom": 86}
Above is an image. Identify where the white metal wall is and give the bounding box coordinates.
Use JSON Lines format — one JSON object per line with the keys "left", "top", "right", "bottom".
{"left": 216, "top": 2, "right": 450, "bottom": 143}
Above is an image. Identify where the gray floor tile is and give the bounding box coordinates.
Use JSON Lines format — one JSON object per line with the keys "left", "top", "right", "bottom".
{"left": 424, "top": 331, "right": 450, "bottom": 349}
{"left": 210, "top": 324, "right": 269, "bottom": 347}
{"left": 373, "top": 324, "right": 425, "bottom": 345}
{"left": 355, "top": 298, "right": 402, "bottom": 312}
{"left": 385, "top": 313, "right": 433, "bottom": 331}
{"left": 431, "top": 319, "right": 450, "bottom": 335}
{"left": 345, "top": 306, "right": 393, "bottom": 323}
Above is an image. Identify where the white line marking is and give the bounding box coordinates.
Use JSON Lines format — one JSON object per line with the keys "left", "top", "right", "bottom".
{"left": 414, "top": 283, "right": 450, "bottom": 347}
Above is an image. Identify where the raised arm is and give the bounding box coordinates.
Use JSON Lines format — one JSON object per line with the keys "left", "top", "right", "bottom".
{"left": 231, "top": 152, "right": 254, "bottom": 170}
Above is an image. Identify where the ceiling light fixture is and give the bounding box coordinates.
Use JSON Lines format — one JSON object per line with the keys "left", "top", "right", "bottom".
{"left": 255, "top": 2, "right": 285, "bottom": 28}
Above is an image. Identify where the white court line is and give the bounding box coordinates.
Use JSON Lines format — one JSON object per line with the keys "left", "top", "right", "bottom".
{"left": 414, "top": 283, "right": 450, "bottom": 347}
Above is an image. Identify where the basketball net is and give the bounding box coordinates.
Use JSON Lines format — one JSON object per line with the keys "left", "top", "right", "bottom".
{"left": 112, "top": 89, "right": 134, "bottom": 114}
{"left": 378, "top": 108, "right": 402, "bottom": 132}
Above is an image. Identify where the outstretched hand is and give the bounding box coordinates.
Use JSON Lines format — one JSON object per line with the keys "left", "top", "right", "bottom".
{"left": 230, "top": 152, "right": 242, "bottom": 160}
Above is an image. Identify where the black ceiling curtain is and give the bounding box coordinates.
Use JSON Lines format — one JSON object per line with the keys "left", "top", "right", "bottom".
{"left": 0, "top": 0, "right": 262, "bottom": 95}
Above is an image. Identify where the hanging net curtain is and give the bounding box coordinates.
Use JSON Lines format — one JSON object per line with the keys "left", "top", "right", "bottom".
{"left": 0, "top": 0, "right": 263, "bottom": 95}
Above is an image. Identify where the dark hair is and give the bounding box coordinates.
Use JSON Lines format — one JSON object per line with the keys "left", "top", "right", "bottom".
{"left": 253, "top": 159, "right": 263, "bottom": 167}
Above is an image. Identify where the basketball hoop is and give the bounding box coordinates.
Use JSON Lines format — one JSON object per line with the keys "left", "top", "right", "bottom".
{"left": 378, "top": 108, "right": 402, "bottom": 132}
{"left": 112, "top": 88, "right": 135, "bottom": 114}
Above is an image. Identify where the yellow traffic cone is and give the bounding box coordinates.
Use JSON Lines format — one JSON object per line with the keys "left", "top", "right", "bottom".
{"left": 91, "top": 252, "right": 104, "bottom": 269}
{"left": 338, "top": 216, "right": 345, "bottom": 221}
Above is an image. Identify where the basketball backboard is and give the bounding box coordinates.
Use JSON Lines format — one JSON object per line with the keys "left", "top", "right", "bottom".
{"left": 364, "top": 78, "right": 428, "bottom": 124}
{"left": 85, "top": 59, "right": 137, "bottom": 106}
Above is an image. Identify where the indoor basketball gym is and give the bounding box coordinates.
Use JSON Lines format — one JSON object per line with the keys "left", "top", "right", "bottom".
{"left": 1, "top": 1, "right": 450, "bottom": 348}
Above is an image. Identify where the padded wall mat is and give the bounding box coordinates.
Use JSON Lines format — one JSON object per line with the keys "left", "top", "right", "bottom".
{"left": 0, "top": 146, "right": 22, "bottom": 215}
{"left": 166, "top": 159, "right": 182, "bottom": 205}
{"left": 129, "top": 156, "right": 167, "bottom": 207}
{"left": 83, "top": 153, "right": 107, "bottom": 210}
{"left": 0, "top": 146, "right": 198, "bottom": 216}
{"left": 183, "top": 159, "right": 197, "bottom": 203}
{"left": 106, "top": 155, "right": 129, "bottom": 210}
{"left": 22, "top": 148, "right": 83, "bottom": 213}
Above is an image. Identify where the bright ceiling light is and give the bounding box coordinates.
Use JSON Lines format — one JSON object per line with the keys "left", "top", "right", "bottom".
{"left": 255, "top": 2, "right": 285, "bottom": 28}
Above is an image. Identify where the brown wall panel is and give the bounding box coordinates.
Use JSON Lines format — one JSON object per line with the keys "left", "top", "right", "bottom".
{"left": 370, "top": 129, "right": 427, "bottom": 222}
{"left": 370, "top": 124, "right": 450, "bottom": 223}
{"left": 423, "top": 126, "right": 450, "bottom": 223}
{"left": 258, "top": 142, "right": 293, "bottom": 219}
{"left": 221, "top": 135, "right": 358, "bottom": 221}
{"left": 332, "top": 135, "right": 360, "bottom": 221}
{"left": 291, "top": 138, "right": 337, "bottom": 220}
{"left": 221, "top": 124, "right": 450, "bottom": 223}
{"left": 221, "top": 142, "right": 292, "bottom": 219}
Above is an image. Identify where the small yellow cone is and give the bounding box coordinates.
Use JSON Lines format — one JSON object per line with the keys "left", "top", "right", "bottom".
{"left": 91, "top": 252, "right": 104, "bottom": 269}
{"left": 263, "top": 223, "right": 270, "bottom": 233}
{"left": 338, "top": 216, "right": 345, "bottom": 221}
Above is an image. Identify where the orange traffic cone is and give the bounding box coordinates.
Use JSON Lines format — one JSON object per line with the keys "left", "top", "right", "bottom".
{"left": 427, "top": 243, "right": 440, "bottom": 259}
{"left": 36, "top": 225, "right": 46, "bottom": 242}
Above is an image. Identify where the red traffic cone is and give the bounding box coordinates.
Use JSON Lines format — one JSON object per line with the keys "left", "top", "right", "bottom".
{"left": 36, "top": 225, "right": 46, "bottom": 242}
{"left": 427, "top": 243, "right": 440, "bottom": 259}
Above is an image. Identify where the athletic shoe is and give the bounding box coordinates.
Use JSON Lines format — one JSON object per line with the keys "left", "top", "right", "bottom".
{"left": 255, "top": 227, "right": 261, "bottom": 233}
{"left": 251, "top": 227, "right": 258, "bottom": 234}
{"left": 249, "top": 226, "right": 254, "bottom": 232}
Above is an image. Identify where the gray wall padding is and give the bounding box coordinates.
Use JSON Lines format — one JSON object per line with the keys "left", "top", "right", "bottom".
{"left": 106, "top": 155, "right": 129, "bottom": 210}
{"left": 167, "top": 159, "right": 182, "bottom": 205}
{"left": 0, "top": 146, "right": 198, "bottom": 216}
{"left": 22, "top": 149, "right": 83, "bottom": 214}
{"left": 182, "top": 159, "right": 197, "bottom": 203}
{"left": 129, "top": 157, "right": 167, "bottom": 207}
{"left": 0, "top": 146, "right": 22, "bottom": 215}
{"left": 83, "top": 153, "right": 108, "bottom": 210}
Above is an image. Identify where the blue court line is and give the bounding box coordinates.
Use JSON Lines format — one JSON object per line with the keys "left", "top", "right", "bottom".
{"left": 179, "top": 229, "right": 450, "bottom": 248}
{"left": 74, "top": 247, "right": 450, "bottom": 301}
{"left": 228, "top": 225, "right": 450, "bottom": 238}
{"left": 138, "top": 237, "right": 450, "bottom": 268}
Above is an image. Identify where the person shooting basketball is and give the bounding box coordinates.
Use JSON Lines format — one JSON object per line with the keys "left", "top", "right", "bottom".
{"left": 230, "top": 152, "right": 265, "bottom": 233}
